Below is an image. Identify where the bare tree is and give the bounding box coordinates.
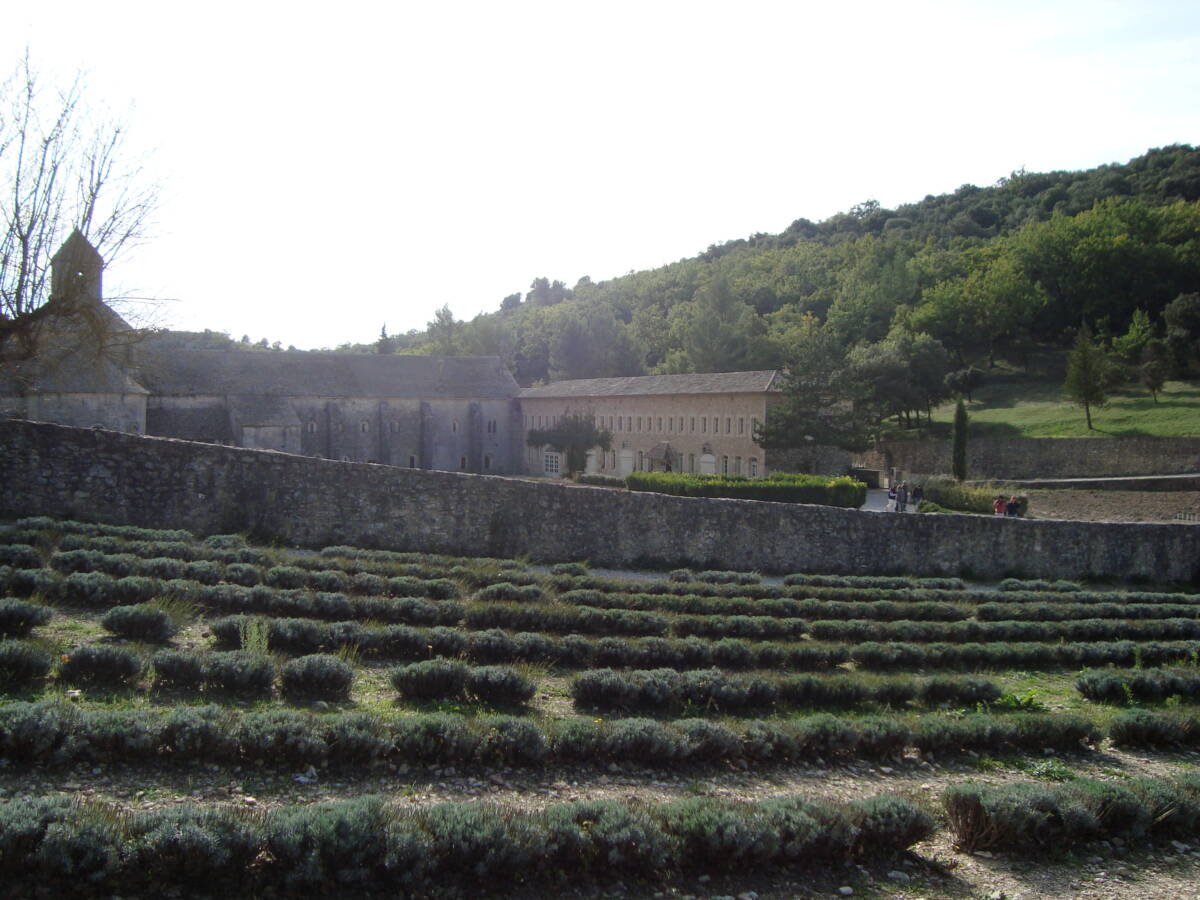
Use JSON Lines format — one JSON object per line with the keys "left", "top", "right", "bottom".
{"left": 0, "top": 51, "right": 157, "bottom": 356}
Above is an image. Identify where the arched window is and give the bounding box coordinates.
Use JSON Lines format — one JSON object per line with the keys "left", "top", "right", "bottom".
{"left": 306, "top": 421, "right": 317, "bottom": 434}
{"left": 452, "top": 420, "right": 459, "bottom": 433}
{"left": 361, "top": 420, "right": 370, "bottom": 433}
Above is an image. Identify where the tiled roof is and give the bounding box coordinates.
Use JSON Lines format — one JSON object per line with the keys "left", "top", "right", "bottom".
{"left": 518, "top": 370, "right": 783, "bottom": 399}
{"left": 135, "top": 349, "right": 520, "bottom": 400}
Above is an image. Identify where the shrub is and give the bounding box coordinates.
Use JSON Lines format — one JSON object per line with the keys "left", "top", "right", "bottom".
{"left": 626, "top": 471, "right": 867, "bottom": 507}
{"left": 159, "top": 706, "right": 238, "bottom": 760}
{"left": 0, "top": 544, "right": 41, "bottom": 569}
{"left": 550, "top": 562, "right": 588, "bottom": 576}
{"left": 223, "top": 562, "right": 262, "bottom": 586}
{"left": 132, "top": 556, "right": 187, "bottom": 580}
{"left": 475, "top": 582, "right": 546, "bottom": 604}
{"left": 281, "top": 654, "right": 354, "bottom": 702}
{"left": 475, "top": 715, "right": 548, "bottom": 765}
{"left": 203, "top": 651, "right": 275, "bottom": 697}
{"left": 1109, "top": 709, "right": 1200, "bottom": 748}
{"left": 420, "top": 802, "right": 539, "bottom": 884}
{"left": 265, "top": 565, "right": 309, "bottom": 589}
{"left": 238, "top": 709, "right": 328, "bottom": 766}
{"left": 545, "top": 800, "right": 670, "bottom": 876}
{"left": 101, "top": 604, "right": 174, "bottom": 642}
{"left": 267, "top": 796, "right": 391, "bottom": 890}
{"left": 849, "top": 795, "right": 936, "bottom": 851}
{"left": 0, "top": 640, "right": 53, "bottom": 685}
{"left": 0, "top": 598, "right": 52, "bottom": 637}
{"left": 58, "top": 644, "right": 144, "bottom": 687}
{"left": 129, "top": 805, "right": 261, "bottom": 887}
{"left": 151, "top": 649, "right": 205, "bottom": 690}
{"left": 391, "top": 659, "right": 469, "bottom": 701}
{"left": 466, "top": 666, "right": 536, "bottom": 705}
{"left": 660, "top": 798, "right": 775, "bottom": 870}
{"left": 182, "top": 560, "right": 224, "bottom": 585}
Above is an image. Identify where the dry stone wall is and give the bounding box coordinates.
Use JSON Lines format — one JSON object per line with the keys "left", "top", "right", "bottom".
{"left": 869, "top": 436, "right": 1200, "bottom": 480}
{"left": 2, "top": 419, "right": 1198, "bottom": 583}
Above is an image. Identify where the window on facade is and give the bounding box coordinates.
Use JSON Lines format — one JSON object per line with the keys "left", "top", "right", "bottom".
{"left": 667, "top": 417, "right": 673, "bottom": 433}
{"left": 688, "top": 453, "right": 695, "bottom": 473}
{"left": 452, "top": 421, "right": 459, "bottom": 433}
{"left": 409, "top": 455, "right": 417, "bottom": 468}
{"left": 361, "top": 421, "right": 370, "bottom": 433}
{"left": 459, "top": 456, "right": 467, "bottom": 470}
{"left": 726, "top": 417, "right": 732, "bottom": 435}
{"left": 544, "top": 452, "right": 561, "bottom": 475}
{"left": 734, "top": 456, "right": 742, "bottom": 475}
{"left": 690, "top": 417, "right": 695, "bottom": 433}
{"left": 750, "top": 458, "right": 758, "bottom": 477}
{"left": 636, "top": 416, "right": 642, "bottom": 432}
{"left": 637, "top": 450, "right": 644, "bottom": 471}
{"left": 701, "top": 417, "right": 707, "bottom": 433}
{"left": 738, "top": 417, "right": 745, "bottom": 434}
{"left": 752, "top": 417, "right": 759, "bottom": 436}
{"left": 656, "top": 417, "right": 662, "bottom": 431}
{"left": 390, "top": 421, "right": 399, "bottom": 433}
{"left": 306, "top": 422, "right": 317, "bottom": 434}
{"left": 679, "top": 417, "right": 684, "bottom": 432}
{"left": 722, "top": 455, "right": 729, "bottom": 475}
{"left": 484, "top": 454, "right": 492, "bottom": 470}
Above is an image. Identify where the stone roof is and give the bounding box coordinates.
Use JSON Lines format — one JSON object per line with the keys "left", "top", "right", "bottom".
{"left": 518, "top": 370, "right": 783, "bottom": 400}
{"left": 135, "top": 349, "right": 520, "bottom": 400}
{"left": 0, "top": 346, "right": 148, "bottom": 396}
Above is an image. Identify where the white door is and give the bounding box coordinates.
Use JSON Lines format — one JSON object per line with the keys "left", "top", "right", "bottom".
{"left": 699, "top": 453, "right": 717, "bottom": 475}
{"left": 618, "top": 448, "right": 634, "bottom": 476}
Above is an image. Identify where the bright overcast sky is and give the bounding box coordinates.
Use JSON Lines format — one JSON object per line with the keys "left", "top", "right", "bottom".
{"left": 5, "top": 0, "right": 1199, "bottom": 349}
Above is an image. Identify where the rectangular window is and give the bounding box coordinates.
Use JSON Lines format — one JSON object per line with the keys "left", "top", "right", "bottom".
{"left": 701, "top": 417, "right": 707, "bottom": 433}
{"left": 738, "top": 417, "right": 744, "bottom": 435}
{"left": 750, "top": 458, "right": 759, "bottom": 477}
{"left": 656, "top": 417, "right": 662, "bottom": 432}
{"left": 544, "top": 452, "right": 561, "bottom": 475}
{"left": 679, "top": 417, "right": 684, "bottom": 432}
{"left": 688, "top": 453, "right": 695, "bottom": 473}
{"left": 752, "top": 418, "right": 759, "bottom": 437}
{"left": 668, "top": 418, "right": 673, "bottom": 433}
{"left": 734, "top": 456, "right": 741, "bottom": 475}
{"left": 726, "top": 417, "right": 732, "bottom": 435}
{"left": 722, "top": 455, "right": 729, "bottom": 475}
{"left": 690, "top": 417, "right": 695, "bottom": 433}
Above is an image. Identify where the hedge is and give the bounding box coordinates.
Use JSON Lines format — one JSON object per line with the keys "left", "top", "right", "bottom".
{"left": 944, "top": 775, "right": 1200, "bottom": 853}
{"left": 0, "top": 791, "right": 932, "bottom": 893}
{"left": 918, "top": 478, "right": 1027, "bottom": 516}
{"left": 570, "top": 669, "right": 1001, "bottom": 716}
{"left": 1076, "top": 668, "right": 1200, "bottom": 704}
{"left": 625, "top": 471, "right": 867, "bottom": 507}
{"left": 850, "top": 639, "right": 1200, "bottom": 671}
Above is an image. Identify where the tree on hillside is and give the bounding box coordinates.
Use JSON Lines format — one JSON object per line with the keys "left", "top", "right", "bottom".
{"left": 426, "top": 305, "right": 460, "bottom": 355}
{"left": 1063, "top": 326, "right": 1116, "bottom": 429}
{"left": 527, "top": 414, "right": 612, "bottom": 476}
{"left": 951, "top": 399, "right": 968, "bottom": 481}
{"left": 0, "top": 53, "right": 157, "bottom": 357}
{"left": 1163, "top": 292, "right": 1200, "bottom": 374}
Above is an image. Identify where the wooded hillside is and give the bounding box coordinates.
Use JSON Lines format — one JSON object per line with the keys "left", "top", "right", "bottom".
{"left": 382, "top": 145, "right": 1199, "bottom": 394}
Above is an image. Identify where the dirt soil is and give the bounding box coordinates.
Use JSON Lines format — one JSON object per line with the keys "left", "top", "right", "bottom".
{"left": 1026, "top": 489, "right": 1200, "bottom": 524}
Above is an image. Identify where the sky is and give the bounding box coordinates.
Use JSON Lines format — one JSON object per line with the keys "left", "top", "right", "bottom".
{"left": 3, "top": 0, "right": 1199, "bottom": 349}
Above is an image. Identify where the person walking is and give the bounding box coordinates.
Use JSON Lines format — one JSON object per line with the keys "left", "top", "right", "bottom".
{"left": 993, "top": 496, "right": 1005, "bottom": 516}
{"left": 897, "top": 481, "right": 909, "bottom": 513}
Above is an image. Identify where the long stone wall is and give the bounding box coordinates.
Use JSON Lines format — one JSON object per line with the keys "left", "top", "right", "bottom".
{"left": 2, "top": 419, "right": 1198, "bottom": 583}
{"left": 868, "top": 436, "right": 1200, "bottom": 480}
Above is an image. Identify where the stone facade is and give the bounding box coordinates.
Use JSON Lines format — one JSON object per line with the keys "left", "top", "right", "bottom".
{"left": 519, "top": 372, "right": 783, "bottom": 477}
{"left": 3, "top": 418, "right": 1198, "bottom": 582}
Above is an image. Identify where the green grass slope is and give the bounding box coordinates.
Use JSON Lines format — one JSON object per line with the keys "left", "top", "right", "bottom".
{"left": 914, "top": 357, "right": 1200, "bottom": 438}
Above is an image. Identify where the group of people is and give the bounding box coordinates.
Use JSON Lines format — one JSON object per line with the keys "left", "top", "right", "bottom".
{"left": 994, "top": 495, "right": 1023, "bottom": 517}
{"left": 886, "top": 481, "right": 922, "bottom": 512}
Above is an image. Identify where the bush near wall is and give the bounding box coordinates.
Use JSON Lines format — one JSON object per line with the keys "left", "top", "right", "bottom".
{"left": 918, "top": 477, "right": 1027, "bottom": 516}
{"left": 625, "top": 472, "right": 867, "bottom": 508}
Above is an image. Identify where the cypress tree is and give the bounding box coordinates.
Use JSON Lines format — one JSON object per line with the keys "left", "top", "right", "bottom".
{"left": 951, "top": 399, "right": 968, "bottom": 482}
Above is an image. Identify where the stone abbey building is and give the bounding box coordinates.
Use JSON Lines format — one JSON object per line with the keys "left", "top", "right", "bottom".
{"left": 1, "top": 233, "right": 781, "bottom": 477}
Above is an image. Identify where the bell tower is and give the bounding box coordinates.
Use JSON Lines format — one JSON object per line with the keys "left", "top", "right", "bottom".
{"left": 50, "top": 229, "right": 103, "bottom": 307}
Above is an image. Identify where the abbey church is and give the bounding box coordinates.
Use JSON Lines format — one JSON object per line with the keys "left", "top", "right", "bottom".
{"left": 1, "top": 234, "right": 782, "bottom": 478}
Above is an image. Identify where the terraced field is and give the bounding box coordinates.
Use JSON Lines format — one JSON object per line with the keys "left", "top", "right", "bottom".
{"left": 2, "top": 516, "right": 1200, "bottom": 898}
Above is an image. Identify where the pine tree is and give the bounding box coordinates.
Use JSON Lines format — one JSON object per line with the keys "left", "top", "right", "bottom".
{"left": 951, "top": 399, "right": 968, "bottom": 482}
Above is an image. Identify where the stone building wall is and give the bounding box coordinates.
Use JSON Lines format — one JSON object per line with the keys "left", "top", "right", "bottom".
{"left": 3, "top": 419, "right": 1197, "bottom": 583}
